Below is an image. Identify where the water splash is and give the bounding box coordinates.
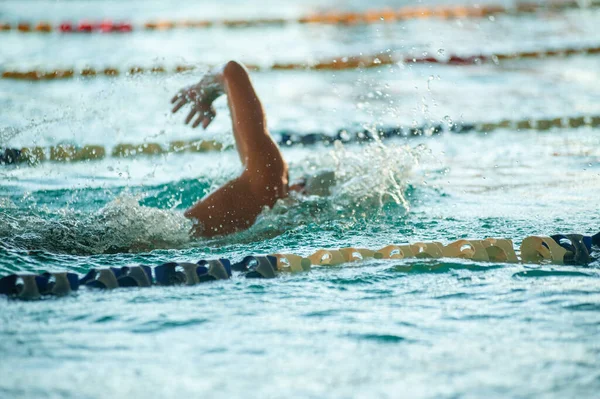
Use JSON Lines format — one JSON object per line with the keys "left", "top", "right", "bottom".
{"left": 0, "top": 141, "right": 424, "bottom": 254}
{"left": 222, "top": 140, "right": 424, "bottom": 244}
{"left": 0, "top": 194, "right": 192, "bottom": 255}
{"left": 328, "top": 139, "right": 420, "bottom": 211}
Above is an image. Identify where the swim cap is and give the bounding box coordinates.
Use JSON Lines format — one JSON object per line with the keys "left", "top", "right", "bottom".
{"left": 304, "top": 170, "right": 336, "bottom": 196}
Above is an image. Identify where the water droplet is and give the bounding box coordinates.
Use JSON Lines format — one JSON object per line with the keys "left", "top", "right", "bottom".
{"left": 443, "top": 115, "right": 453, "bottom": 127}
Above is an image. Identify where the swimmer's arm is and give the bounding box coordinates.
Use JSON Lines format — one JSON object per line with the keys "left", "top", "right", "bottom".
{"left": 172, "top": 61, "right": 289, "bottom": 236}
{"left": 171, "top": 61, "right": 282, "bottom": 170}
{"left": 184, "top": 170, "right": 263, "bottom": 237}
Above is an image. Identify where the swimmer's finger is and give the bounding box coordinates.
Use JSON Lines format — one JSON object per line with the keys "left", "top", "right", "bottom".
{"left": 185, "top": 107, "right": 198, "bottom": 124}
{"left": 201, "top": 117, "right": 212, "bottom": 130}
{"left": 192, "top": 115, "right": 203, "bottom": 128}
{"left": 171, "top": 98, "right": 187, "bottom": 114}
{"left": 201, "top": 107, "right": 216, "bottom": 129}
{"left": 171, "top": 89, "right": 186, "bottom": 104}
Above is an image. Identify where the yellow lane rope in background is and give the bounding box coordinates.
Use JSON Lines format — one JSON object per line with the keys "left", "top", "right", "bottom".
{"left": 1, "top": 235, "right": 598, "bottom": 301}
{"left": 2, "top": 44, "right": 600, "bottom": 81}
{"left": 2, "top": 114, "right": 599, "bottom": 166}
{"left": 1, "top": 0, "right": 599, "bottom": 33}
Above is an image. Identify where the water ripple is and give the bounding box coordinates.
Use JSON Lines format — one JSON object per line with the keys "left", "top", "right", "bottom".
{"left": 513, "top": 270, "right": 593, "bottom": 278}
{"left": 131, "top": 318, "right": 209, "bottom": 334}
{"left": 346, "top": 333, "right": 409, "bottom": 344}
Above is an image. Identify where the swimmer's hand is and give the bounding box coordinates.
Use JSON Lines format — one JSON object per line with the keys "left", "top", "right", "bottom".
{"left": 171, "top": 70, "right": 224, "bottom": 129}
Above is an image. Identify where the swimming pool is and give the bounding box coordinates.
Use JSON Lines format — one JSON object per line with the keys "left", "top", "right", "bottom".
{"left": 1, "top": 0, "right": 600, "bottom": 397}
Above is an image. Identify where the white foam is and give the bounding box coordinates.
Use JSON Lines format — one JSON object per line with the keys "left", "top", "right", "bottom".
{"left": 1, "top": 141, "right": 424, "bottom": 253}
{"left": 0, "top": 193, "right": 193, "bottom": 254}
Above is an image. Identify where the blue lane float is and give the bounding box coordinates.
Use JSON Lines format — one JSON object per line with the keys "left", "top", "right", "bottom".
{"left": 0, "top": 272, "right": 80, "bottom": 300}
{"left": 232, "top": 256, "right": 278, "bottom": 278}
{"left": 0, "top": 233, "right": 598, "bottom": 301}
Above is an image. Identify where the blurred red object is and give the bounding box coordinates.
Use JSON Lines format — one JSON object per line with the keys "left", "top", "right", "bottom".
{"left": 115, "top": 22, "right": 133, "bottom": 32}
{"left": 99, "top": 20, "right": 113, "bottom": 32}
{"left": 78, "top": 21, "right": 94, "bottom": 32}
{"left": 119, "top": 22, "right": 133, "bottom": 32}
{"left": 59, "top": 22, "right": 73, "bottom": 32}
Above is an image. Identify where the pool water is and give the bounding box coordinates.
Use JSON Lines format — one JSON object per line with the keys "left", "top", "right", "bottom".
{"left": 1, "top": 1, "right": 600, "bottom": 398}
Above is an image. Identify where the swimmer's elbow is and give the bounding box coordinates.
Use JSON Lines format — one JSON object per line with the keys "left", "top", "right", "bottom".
{"left": 223, "top": 60, "right": 248, "bottom": 77}
{"left": 183, "top": 207, "right": 194, "bottom": 219}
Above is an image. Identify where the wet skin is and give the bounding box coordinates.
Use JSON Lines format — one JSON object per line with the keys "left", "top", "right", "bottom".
{"left": 172, "top": 61, "right": 289, "bottom": 237}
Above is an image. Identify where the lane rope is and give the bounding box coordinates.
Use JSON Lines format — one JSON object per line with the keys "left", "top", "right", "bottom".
{"left": 1, "top": 233, "right": 598, "bottom": 300}
{"left": 1, "top": 114, "right": 599, "bottom": 167}
{"left": 2, "top": 44, "right": 600, "bottom": 81}
{"left": 1, "top": 1, "right": 599, "bottom": 34}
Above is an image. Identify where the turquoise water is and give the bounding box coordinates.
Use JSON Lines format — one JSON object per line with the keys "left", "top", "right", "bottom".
{"left": 1, "top": 1, "right": 600, "bottom": 398}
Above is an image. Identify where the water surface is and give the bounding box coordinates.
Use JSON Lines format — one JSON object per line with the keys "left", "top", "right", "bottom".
{"left": 1, "top": 1, "right": 599, "bottom": 398}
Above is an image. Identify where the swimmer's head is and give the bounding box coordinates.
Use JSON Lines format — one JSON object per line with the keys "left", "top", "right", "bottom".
{"left": 290, "top": 170, "right": 336, "bottom": 196}
{"left": 289, "top": 177, "right": 307, "bottom": 193}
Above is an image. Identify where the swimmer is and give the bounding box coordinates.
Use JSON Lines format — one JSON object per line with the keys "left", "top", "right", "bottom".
{"left": 172, "top": 60, "right": 328, "bottom": 237}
